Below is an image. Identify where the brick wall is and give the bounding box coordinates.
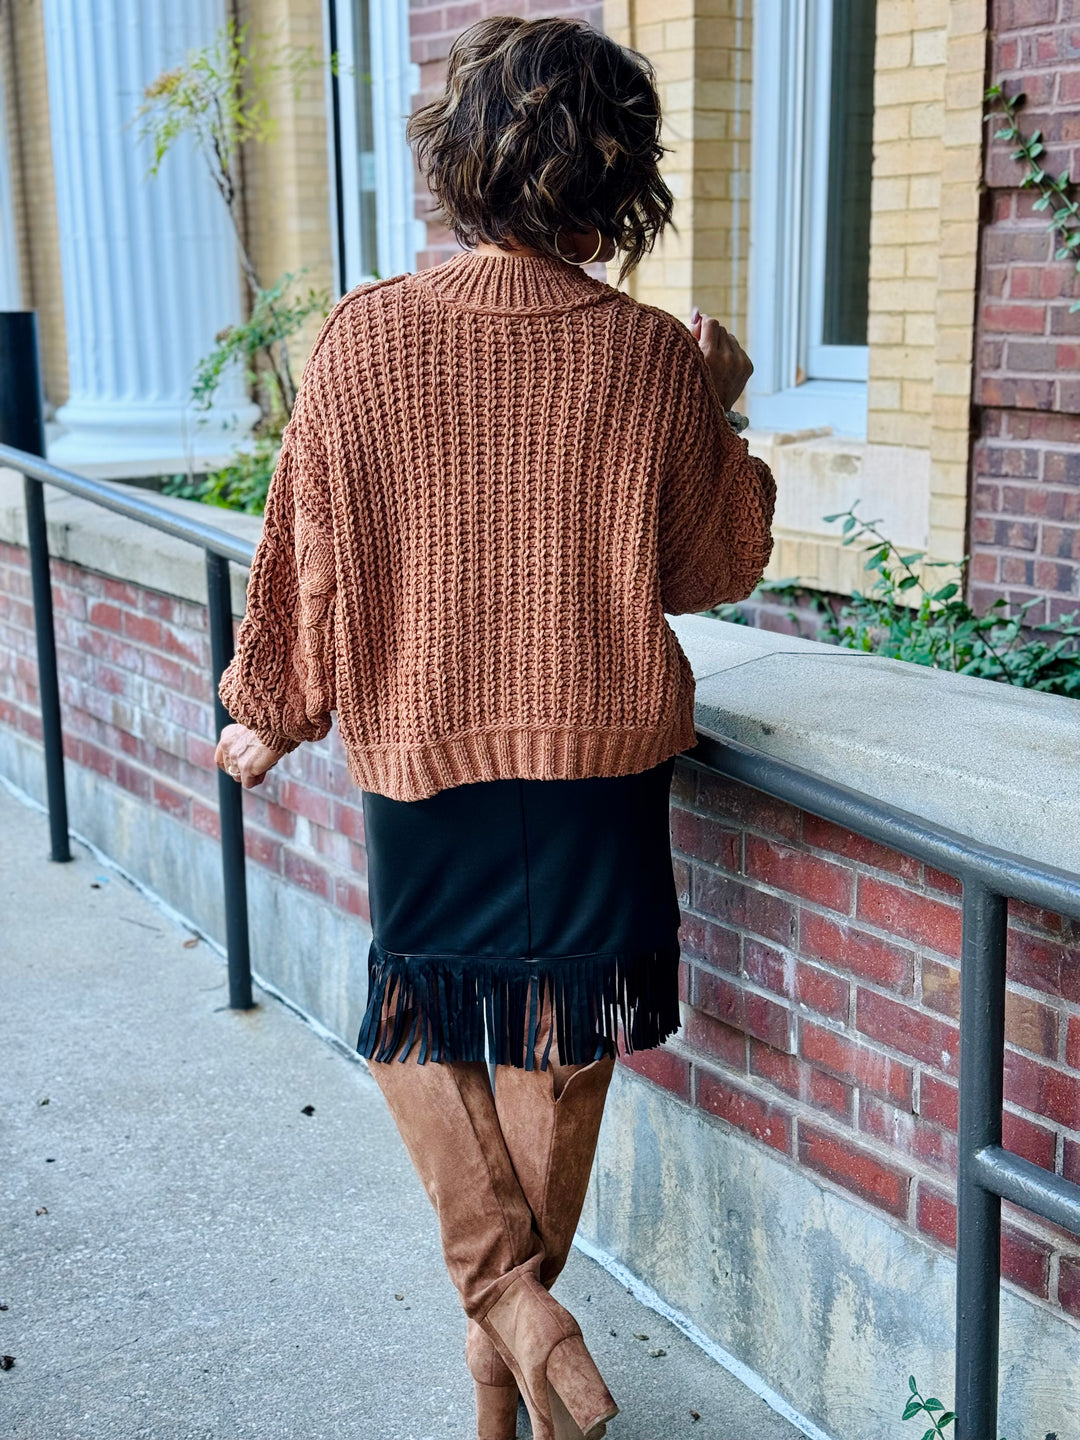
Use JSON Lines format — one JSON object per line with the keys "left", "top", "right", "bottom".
{"left": 2, "top": 535, "right": 1078, "bottom": 1325}
{"left": 970, "top": 0, "right": 1080, "bottom": 626}
{"left": 409, "top": 0, "right": 604, "bottom": 274}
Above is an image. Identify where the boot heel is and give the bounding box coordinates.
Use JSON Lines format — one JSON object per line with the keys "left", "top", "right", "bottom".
{"left": 545, "top": 1335, "right": 618, "bottom": 1440}
{"left": 474, "top": 1378, "right": 520, "bottom": 1440}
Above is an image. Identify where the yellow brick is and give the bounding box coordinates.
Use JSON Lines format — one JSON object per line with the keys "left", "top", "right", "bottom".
{"left": 870, "top": 176, "right": 911, "bottom": 213}
{"left": 875, "top": 65, "right": 944, "bottom": 107}
{"left": 910, "top": 101, "right": 944, "bottom": 138}
{"left": 877, "top": 33, "right": 914, "bottom": 68}
{"left": 869, "top": 313, "right": 906, "bottom": 345}
{"left": 904, "top": 312, "right": 937, "bottom": 346}
{"left": 876, "top": 0, "right": 917, "bottom": 35}
{"left": 873, "top": 136, "right": 944, "bottom": 178}
{"left": 948, "top": 0, "right": 988, "bottom": 37}
{"left": 912, "top": 26, "right": 948, "bottom": 67}
{"left": 868, "top": 378, "right": 903, "bottom": 411}
{"left": 875, "top": 105, "right": 913, "bottom": 142}
{"left": 902, "top": 379, "right": 934, "bottom": 416}
{"left": 870, "top": 245, "right": 907, "bottom": 280}
{"left": 906, "top": 243, "right": 940, "bottom": 278}
{"left": 908, "top": 173, "right": 943, "bottom": 209}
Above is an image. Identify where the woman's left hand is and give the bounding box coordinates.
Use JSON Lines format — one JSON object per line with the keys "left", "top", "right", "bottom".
{"left": 214, "top": 723, "right": 286, "bottom": 789}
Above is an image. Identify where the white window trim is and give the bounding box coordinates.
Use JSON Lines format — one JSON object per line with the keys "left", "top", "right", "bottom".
{"left": 0, "top": 57, "right": 22, "bottom": 310}
{"left": 325, "top": 0, "right": 419, "bottom": 294}
{"left": 749, "top": 0, "right": 868, "bottom": 438}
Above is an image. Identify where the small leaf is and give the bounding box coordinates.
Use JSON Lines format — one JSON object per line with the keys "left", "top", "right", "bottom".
{"left": 925, "top": 1398, "right": 944, "bottom": 1412}
{"left": 899, "top": 575, "right": 920, "bottom": 591}
{"left": 842, "top": 515, "right": 857, "bottom": 533}
{"left": 909, "top": 1376, "right": 919, "bottom": 1393}
{"left": 903, "top": 1399, "right": 924, "bottom": 1420}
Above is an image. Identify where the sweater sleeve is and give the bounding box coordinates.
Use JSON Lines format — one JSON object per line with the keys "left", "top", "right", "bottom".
{"left": 217, "top": 391, "right": 337, "bottom": 754}
{"left": 657, "top": 333, "right": 777, "bottom": 616}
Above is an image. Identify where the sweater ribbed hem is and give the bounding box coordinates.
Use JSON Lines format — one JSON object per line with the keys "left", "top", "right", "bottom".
{"left": 341, "top": 712, "right": 701, "bottom": 801}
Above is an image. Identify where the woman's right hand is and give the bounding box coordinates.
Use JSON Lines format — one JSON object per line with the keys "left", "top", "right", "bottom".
{"left": 689, "top": 306, "right": 753, "bottom": 411}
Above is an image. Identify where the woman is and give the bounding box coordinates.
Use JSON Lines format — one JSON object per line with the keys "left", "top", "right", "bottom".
{"left": 215, "top": 14, "right": 775, "bottom": 1440}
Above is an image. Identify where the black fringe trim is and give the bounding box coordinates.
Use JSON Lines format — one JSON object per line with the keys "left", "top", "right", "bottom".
{"left": 355, "top": 937, "right": 682, "bottom": 1069}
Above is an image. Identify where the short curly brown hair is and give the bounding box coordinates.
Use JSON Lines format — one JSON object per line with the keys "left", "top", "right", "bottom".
{"left": 406, "top": 15, "right": 675, "bottom": 285}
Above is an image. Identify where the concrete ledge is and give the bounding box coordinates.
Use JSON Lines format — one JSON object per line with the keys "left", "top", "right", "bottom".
{"left": 2, "top": 467, "right": 1078, "bottom": 875}
{"left": 0, "top": 468, "right": 257, "bottom": 616}
{"left": 668, "top": 612, "right": 1080, "bottom": 876}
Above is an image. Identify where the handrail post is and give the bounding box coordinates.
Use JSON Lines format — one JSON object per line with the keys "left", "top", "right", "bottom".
{"left": 0, "top": 312, "right": 70, "bottom": 862}
{"left": 205, "top": 551, "right": 254, "bottom": 1010}
{"left": 954, "top": 877, "right": 1008, "bottom": 1439}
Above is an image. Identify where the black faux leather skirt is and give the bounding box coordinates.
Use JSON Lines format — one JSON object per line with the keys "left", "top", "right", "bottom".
{"left": 354, "top": 755, "right": 683, "bottom": 1069}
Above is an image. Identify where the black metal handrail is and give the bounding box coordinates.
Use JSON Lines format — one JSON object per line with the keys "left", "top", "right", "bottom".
{"left": 4, "top": 311, "right": 1079, "bottom": 1439}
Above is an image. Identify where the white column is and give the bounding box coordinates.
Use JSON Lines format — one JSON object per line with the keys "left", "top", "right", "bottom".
{"left": 0, "top": 55, "right": 22, "bottom": 309}
{"left": 42, "top": 0, "right": 259, "bottom": 471}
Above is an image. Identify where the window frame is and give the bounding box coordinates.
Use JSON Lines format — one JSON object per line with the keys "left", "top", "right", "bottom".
{"left": 748, "top": 0, "right": 870, "bottom": 437}
{"left": 325, "top": 0, "right": 419, "bottom": 295}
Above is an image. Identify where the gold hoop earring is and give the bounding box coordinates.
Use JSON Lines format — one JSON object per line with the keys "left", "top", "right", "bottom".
{"left": 554, "top": 226, "right": 605, "bottom": 265}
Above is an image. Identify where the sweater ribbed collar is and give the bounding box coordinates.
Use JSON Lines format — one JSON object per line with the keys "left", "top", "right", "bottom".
{"left": 413, "top": 247, "right": 617, "bottom": 316}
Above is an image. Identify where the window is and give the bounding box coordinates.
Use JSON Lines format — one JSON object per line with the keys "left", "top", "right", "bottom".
{"left": 326, "top": 0, "right": 419, "bottom": 293}
{"left": 749, "top": 0, "right": 877, "bottom": 436}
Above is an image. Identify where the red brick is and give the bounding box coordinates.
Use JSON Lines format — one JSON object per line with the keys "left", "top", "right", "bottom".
{"left": 122, "top": 612, "right": 164, "bottom": 647}
{"left": 921, "top": 957, "right": 960, "bottom": 1018}
{"left": 798, "top": 1121, "right": 910, "bottom": 1219}
{"left": 916, "top": 1183, "right": 956, "bottom": 1247}
{"left": 1004, "top": 990, "right": 1059, "bottom": 1058}
{"left": 1002, "top": 1109, "right": 1058, "bottom": 1171}
{"left": 1000, "top": 1225, "right": 1051, "bottom": 1299}
{"left": 239, "top": 828, "right": 279, "bottom": 870}
{"left": 115, "top": 759, "right": 152, "bottom": 801}
{"left": 799, "top": 1019, "right": 913, "bottom": 1106}
{"left": 858, "top": 1095, "right": 957, "bottom": 1174}
{"left": 283, "top": 850, "right": 333, "bottom": 901}
{"left": 670, "top": 807, "right": 740, "bottom": 871}
{"left": 856, "top": 877, "right": 962, "bottom": 957}
{"left": 619, "top": 1044, "right": 690, "bottom": 1100}
{"left": 919, "top": 1073, "right": 958, "bottom": 1131}
{"left": 332, "top": 799, "right": 366, "bottom": 843}
{"left": 922, "top": 865, "right": 962, "bottom": 897}
{"left": 334, "top": 877, "right": 370, "bottom": 920}
{"left": 982, "top": 303, "right": 1047, "bottom": 333}
{"left": 684, "top": 1007, "right": 745, "bottom": 1069}
{"left": 678, "top": 912, "right": 740, "bottom": 972}
{"left": 1060, "top": 1255, "right": 1080, "bottom": 1322}
{"left": 87, "top": 601, "right": 125, "bottom": 633}
{"left": 153, "top": 779, "right": 190, "bottom": 821}
{"left": 855, "top": 989, "right": 960, "bottom": 1077}
{"left": 743, "top": 938, "right": 790, "bottom": 996}
{"left": 1066, "top": 1138, "right": 1080, "bottom": 1186}
{"left": 793, "top": 960, "right": 849, "bottom": 1022}
{"left": 745, "top": 836, "right": 853, "bottom": 912}
{"left": 692, "top": 871, "right": 796, "bottom": 949}
{"left": 278, "top": 780, "right": 332, "bottom": 829}
{"left": 1067, "top": 1013, "right": 1080, "bottom": 1069}
{"left": 694, "top": 969, "right": 793, "bottom": 1051}
{"left": 695, "top": 771, "right": 802, "bottom": 841}
{"left": 1004, "top": 1050, "right": 1080, "bottom": 1127}
{"left": 191, "top": 800, "right": 220, "bottom": 840}
{"left": 802, "top": 814, "right": 920, "bottom": 881}
{"left": 1007, "top": 927, "right": 1071, "bottom": 997}
{"left": 749, "top": 1039, "right": 854, "bottom": 1122}
{"left": 697, "top": 1067, "right": 791, "bottom": 1152}
{"left": 801, "top": 910, "right": 914, "bottom": 992}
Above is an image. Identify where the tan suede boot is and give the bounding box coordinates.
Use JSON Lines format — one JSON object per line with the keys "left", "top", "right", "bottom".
{"left": 367, "top": 1053, "right": 618, "bottom": 1440}
{"left": 464, "top": 1016, "right": 617, "bottom": 1438}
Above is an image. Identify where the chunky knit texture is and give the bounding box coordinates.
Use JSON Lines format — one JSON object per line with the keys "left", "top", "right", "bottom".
{"left": 218, "top": 248, "right": 777, "bottom": 801}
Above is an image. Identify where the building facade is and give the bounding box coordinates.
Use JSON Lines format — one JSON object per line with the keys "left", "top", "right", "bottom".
{"left": 0, "top": 0, "right": 1077, "bottom": 583}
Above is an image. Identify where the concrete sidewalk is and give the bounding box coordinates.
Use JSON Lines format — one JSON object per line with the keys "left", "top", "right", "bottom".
{"left": 0, "top": 781, "right": 807, "bottom": 1440}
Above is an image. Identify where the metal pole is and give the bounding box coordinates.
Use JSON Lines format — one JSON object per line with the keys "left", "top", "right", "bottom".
{"left": 0, "top": 313, "right": 70, "bottom": 861}
{"left": 205, "top": 551, "right": 254, "bottom": 1010}
{"left": 954, "top": 877, "right": 1008, "bottom": 1439}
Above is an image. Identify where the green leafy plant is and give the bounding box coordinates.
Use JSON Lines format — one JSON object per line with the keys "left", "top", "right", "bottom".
{"left": 819, "top": 503, "right": 1080, "bottom": 695}
{"left": 707, "top": 505, "right": 1080, "bottom": 698}
{"left": 162, "top": 437, "right": 279, "bottom": 515}
{"left": 137, "top": 20, "right": 330, "bottom": 441}
{"left": 901, "top": 1375, "right": 956, "bottom": 1438}
{"left": 984, "top": 82, "right": 1080, "bottom": 312}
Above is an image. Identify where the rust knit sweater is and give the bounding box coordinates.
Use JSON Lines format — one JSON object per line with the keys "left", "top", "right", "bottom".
{"left": 218, "top": 248, "right": 777, "bottom": 801}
